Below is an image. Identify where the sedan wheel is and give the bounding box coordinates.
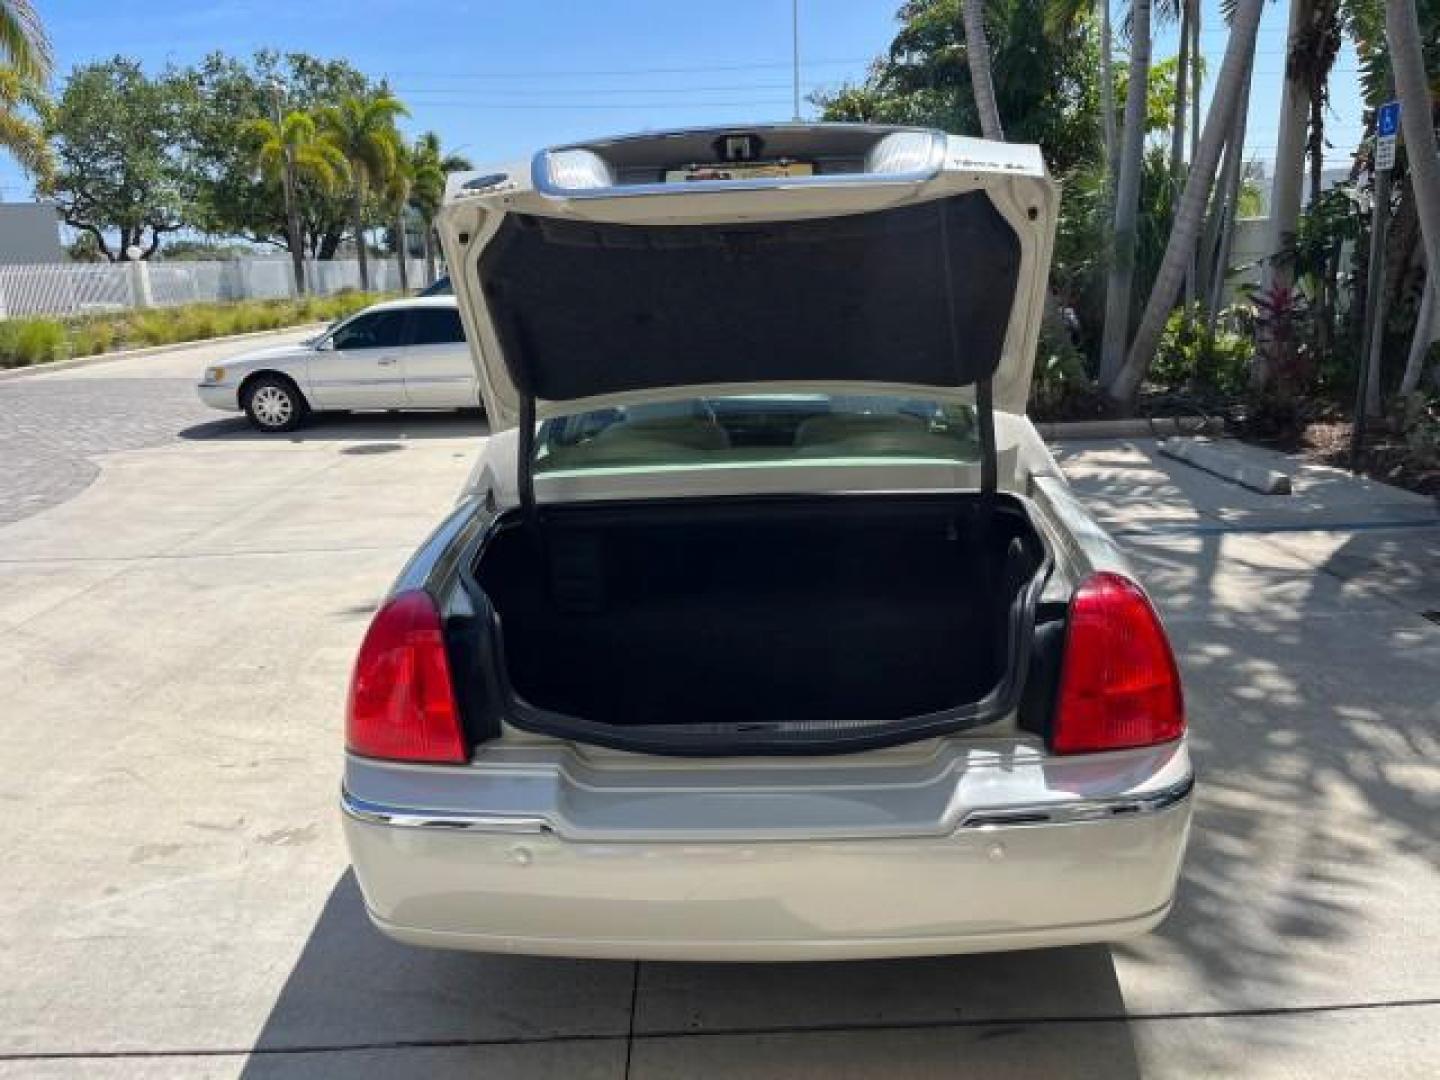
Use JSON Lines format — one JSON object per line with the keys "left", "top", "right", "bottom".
{"left": 243, "top": 377, "right": 307, "bottom": 433}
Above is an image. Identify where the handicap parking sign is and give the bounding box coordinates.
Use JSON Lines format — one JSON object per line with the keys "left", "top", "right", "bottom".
{"left": 1377, "top": 101, "right": 1401, "bottom": 139}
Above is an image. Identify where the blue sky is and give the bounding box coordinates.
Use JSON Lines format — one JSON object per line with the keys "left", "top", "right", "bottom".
{"left": 2, "top": 0, "right": 1370, "bottom": 206}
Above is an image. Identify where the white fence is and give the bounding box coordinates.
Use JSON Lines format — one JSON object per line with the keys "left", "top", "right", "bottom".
{"left": 0, "top": 257, "right": 428, "bottom": 320}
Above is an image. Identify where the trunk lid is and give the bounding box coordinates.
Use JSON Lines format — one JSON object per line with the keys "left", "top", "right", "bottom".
{"left": 435, "top": 124, "right": 1057, "bottom": 428}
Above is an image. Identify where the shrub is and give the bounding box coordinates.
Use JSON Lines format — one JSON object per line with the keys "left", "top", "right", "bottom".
{"left": 1029, "top": 326, "right": 1105, "bottom": 421}
{"left": 0, "top": 291, "right": 397, "bottom": 370}
{"left": 1153, "top": 303, "right": 1254, "bottom": 397}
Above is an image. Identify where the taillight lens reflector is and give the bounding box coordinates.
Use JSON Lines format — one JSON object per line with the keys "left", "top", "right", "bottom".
{"left": 346, "top": 590, "right": 466, "bottom": 764}
{"left": 1052, "top": 572, "right": 1184, "bottom": 754}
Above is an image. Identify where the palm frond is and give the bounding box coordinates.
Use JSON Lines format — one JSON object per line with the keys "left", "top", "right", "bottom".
{"left": 0, "top": 0, "right": 51, "bottom": 82}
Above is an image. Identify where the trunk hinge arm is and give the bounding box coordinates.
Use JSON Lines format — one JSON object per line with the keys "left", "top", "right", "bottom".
{"left": 937, "top": 201, "right": 998, "bottom": 497}
{"left": 517, "top": 390, "right": 538, "bottom": 529}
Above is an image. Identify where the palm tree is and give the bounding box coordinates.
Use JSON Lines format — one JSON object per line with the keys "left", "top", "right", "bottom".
{"left": 1107, "top": 0, "right": 1266, "bottom": 405}
{"left": 317, "top": 90, "right": 408, "bottom": 291}
{"left": 1098, "top": 0, "right": 1154, "bottom": 384}
{"left": 962, "top": 0, "right": 1004, "bottom": 139}
{"left": 1386, "top": 0, "right": 1440, "bottom": 301}
{"left": 383, "top": 140, "right": 414, "bottom": 292}
{"left": 241, "top": 109, "right": 348, "bottom": 295}
{"left": 0, "top": 0, "right": 50, "bottom": 81}
{"left": 409, "top": 132, "right": 471, "bottom": 285}
{"left": 0, "top": 64, "right": 48, "bottom": 182}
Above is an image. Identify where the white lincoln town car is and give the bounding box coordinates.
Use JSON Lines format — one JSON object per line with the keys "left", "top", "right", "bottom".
{"left": 196, "top": 296, "right": 476, "bottom": 431}
{"left": 340, "top": 124, "right": 1194, "bottom": 961}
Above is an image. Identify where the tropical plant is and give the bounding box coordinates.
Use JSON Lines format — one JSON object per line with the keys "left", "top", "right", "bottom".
{"left": 1108, "top": 0, "right": 1266, "bottom": 405}
{"left": 0, "top": 0, "right": 50, "bottom": 81}
{"left": 0, "top": 63, "right": 48, "bottom": 181}
{"left": 187, "top": 51, "right": 371, "bottom": 260}
{"left": 381, "top": 139, "right": 414, "bottom": 291}
{"left": 240, "top": 107, "right": 348, "bottom": 292}
{"left": 317, "top": 89, "right": 408, "bottom": 290}
{"left": 409, "top": 131, "right": 471, "bottom": 284}
{"left": 814, "top": 0, "right": 1102, "bottom": 177}
{"left": 1098, "top": 0, "right": 1154, "bottom": 385}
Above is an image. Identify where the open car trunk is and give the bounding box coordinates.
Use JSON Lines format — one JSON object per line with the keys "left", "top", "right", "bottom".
{"left": 472, "top": 494, "right": 1048, "bottom": 754}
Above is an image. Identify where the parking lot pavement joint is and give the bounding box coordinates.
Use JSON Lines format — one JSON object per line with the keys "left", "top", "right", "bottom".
{"left": 5, "top": 995, "right": 1439, "bottom": 1064}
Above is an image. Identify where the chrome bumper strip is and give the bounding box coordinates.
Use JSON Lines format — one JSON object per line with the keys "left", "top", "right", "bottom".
{"left": 958, "top": 774, "right": 1195, "bottom": 829}
{"left": 342, "top": 774, "right": 1193, "bottom": 837}
{"left": 341, "top": 788, "right": 551, "bottom": 834}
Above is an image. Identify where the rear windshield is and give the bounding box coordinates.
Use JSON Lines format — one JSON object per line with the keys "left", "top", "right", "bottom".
{"left": 534, "top": 394, "right": 979, "bottom": 475}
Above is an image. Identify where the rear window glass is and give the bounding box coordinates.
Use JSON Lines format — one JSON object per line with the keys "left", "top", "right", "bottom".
{"left": 534, "top": 394, "right": 979, "bottom": 475}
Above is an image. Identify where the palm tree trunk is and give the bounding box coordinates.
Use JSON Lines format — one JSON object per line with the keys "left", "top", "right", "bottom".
{"left": 1099, "top": 0, "right": 1153, "bottom": 385}
{"left": 1170, "top": 0, "right": 1190, "bottom": 194}
{"left": 423, "top": 226, "right": 437, "bottom": 286}
{"left": 280, "top": 162, "right": 306, "bottom": 297}
{"left": 394, "top": 210, "right": 410, "bottom": 292}
{"left": 1107, "top": 0, "right": 1265, "bottom": 406}
{"left": 1400, "top": 277, "right": 1438, "bottom": 396}
{"left": 1261, "top": 0, "right": 1313, "bottom": 302}
{"left": 1099, "top": 0, "right": 1116, "bottom": 176}
{"left": 353, "top": 183, "right": 369, "bottom": 292}
{"left": 1387, "top": 0, "right": 1440, "bottom": 292}
{"left": 1205, "top": 53, "right": 1255, "bottom": 342}
{"left": 1186, "top": 0, "right": 1202, "bottom": 303}
{"left": 962, "top": 0, "right": 1004, "bottom": 141}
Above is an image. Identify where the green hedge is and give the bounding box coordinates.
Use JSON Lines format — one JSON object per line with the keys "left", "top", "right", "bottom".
{"left": 0, "top": 292, "right": 396, "bottom": 370}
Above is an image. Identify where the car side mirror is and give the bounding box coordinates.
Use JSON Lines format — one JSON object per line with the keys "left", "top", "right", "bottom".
{"left": 314, "top": 336, "right": 334, "bottom": 352}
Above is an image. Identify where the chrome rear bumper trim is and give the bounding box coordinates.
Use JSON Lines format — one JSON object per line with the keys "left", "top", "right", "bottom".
{"left": 958, "top": 774, "right": 1195, "bottom": 829}
{"left": 341, "top": 788, "right": 551, "bottom": 834}
{"left": 342, "top": 773, "right": 1193, "bottom": 836}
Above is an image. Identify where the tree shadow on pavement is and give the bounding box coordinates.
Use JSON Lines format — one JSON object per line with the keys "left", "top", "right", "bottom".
{"left": 1062, "top": 440, "right": 1440, "bottom": 1073}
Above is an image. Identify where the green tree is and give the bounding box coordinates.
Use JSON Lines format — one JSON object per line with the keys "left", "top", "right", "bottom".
{"left": 240, "top": 107, "right": 348, "bottom": 292}
{"left": 814, "top": 0, "right": 1102, "bottom": 177}
{"left": 317, "top": 89, "right": 408, "bottom": 290}
{"left": 41, "top": 58, "right": 198, "bottom": 260}
{"left": 187, "top": 51, "right": 370, "bottom": 260}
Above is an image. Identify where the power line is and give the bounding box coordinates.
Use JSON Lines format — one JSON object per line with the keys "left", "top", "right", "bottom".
{"left": 379, "top": 56, "right": 871, "bottom": 80}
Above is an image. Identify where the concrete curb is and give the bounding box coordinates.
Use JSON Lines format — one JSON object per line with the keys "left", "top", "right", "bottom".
{"left": 0, "top": 323, "right": 327, "bottom": 382}
{"left": 1159, "top": 437, "right": 1293, "bottom": 495}
{"left": 1038, "top": 417, "right": 1225, "bottom": 440}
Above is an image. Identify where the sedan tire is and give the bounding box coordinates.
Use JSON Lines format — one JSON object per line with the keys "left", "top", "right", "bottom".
{"left": 243, "top": 375, "right": 308, "bottom": 433}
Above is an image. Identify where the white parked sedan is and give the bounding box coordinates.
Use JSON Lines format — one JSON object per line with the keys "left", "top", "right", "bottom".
{"left": 341, "top": 124, "right": 1193, "bottom": 961}
{"left": 196, "top": 296, "right": 477, "bottom": 431}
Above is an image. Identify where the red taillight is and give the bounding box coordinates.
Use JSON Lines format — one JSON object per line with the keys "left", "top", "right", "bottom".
{"left": 1052, "top": 572, "right": 1184, "bottom": 754}
{"left": 346, "top": 590, "right": 466, "bottom": 764}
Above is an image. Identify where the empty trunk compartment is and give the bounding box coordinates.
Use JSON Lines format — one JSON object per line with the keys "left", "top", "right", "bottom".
{"left": 471, "top": 494, "right": 1048, "bottom": 752}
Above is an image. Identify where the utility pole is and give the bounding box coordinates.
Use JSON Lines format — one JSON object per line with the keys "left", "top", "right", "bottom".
{"left": 270, "top": 79, "right": 307, "bottom": 297}
{"left": 792, "top": 0, "right": 801, "bottom": 121}
{"left": 1352, "top": 98, "right": 1400, "bottom": 472}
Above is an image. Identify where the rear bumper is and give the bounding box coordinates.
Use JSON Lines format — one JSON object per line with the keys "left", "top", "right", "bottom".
{"left": 342, "top": 751, "right": 1193, "bottom": 961}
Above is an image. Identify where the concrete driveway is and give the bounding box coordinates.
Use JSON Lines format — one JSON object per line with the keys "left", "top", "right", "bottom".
{"left": 0, "top": 340, "right": 1437, "bottom": 1077}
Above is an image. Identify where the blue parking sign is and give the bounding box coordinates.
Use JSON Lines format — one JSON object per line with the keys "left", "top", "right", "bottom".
{"left": 1378, "top": 101, "right": 1401, "bottom": 138}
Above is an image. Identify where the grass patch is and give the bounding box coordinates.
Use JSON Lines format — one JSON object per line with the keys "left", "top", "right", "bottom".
{"left": 0, "top": 291, "right": 395, "bottom": 370}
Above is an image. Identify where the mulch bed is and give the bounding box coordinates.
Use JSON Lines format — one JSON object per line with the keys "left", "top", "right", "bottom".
{"left": 1248, "top": 419, "right": 1440, "bottom": 501}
